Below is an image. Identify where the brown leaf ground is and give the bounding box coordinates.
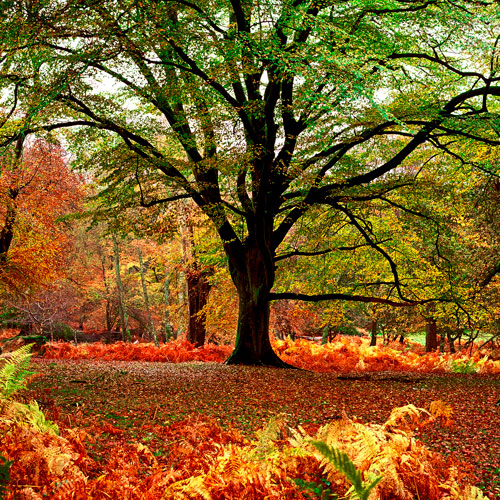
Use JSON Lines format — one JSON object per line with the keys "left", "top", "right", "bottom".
{"left": 27, "top": 358, "right": 500, "bottom": 498}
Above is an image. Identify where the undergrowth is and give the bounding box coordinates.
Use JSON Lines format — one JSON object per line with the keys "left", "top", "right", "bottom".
{"left": 0, "top": 343, "right": 33, "bottom": 399}
{"left": 41, "top": 337, "right": 500, "bottom": 374}
{"left": 0, "top": 455, "right": 12, "bottom": 500}
{"left": 0, "top": 345, "right": 488, "bottom": 499}
{"left": 1, "top": 359, "right": 485, "bottom": 499}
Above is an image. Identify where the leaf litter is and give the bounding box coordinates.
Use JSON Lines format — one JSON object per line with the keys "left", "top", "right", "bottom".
{"left": 25, "top": 357, "right": 500, "bottom": 498}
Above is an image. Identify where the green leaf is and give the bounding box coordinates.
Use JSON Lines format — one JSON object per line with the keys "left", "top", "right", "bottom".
{"left": 310, "top": 440, "right": 382, "bottom": 500}
{"left": 0, "top": 344, "right": 34, "bottom": 399}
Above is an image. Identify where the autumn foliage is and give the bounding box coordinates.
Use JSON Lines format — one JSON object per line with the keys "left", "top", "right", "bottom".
{"left": 42, "top": 336, "right": 500, "bottom": 374}
{"left": 0, "top": 139, "right": 84, "bottom": 293}
{"left": 43, "top": 339, "right": 233, "bottom": 363}
{"left": 274, "top": 337, "right": 500, "bottom": 374}
{"left": 1, "top": 391, "right": 483, "bottom": 500}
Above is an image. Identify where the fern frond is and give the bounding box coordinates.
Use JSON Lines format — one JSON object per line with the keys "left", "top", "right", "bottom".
{"left": 288, "top": 424, "right": 316, "bottom": 450}
{"left": 1, "top": 399, "right": 59, "bottom": 435}
{"left": 23, "top": 401, "right": 59, "bottom": 434}
{"left": 0, "top": 344, "right": 34, "bottom": 399}
{"left": 247, "top": 414, "right": 287, "bottom": 461}
{"left": 162, "top": 475, "right": 212, "bottom": 500}
{"left": 219, "top": 445, "right": 246, "bottom": 478}
{"left": 310, "top": 440, "right": 382, "bottom": 500}
{"left": 255, "top": 414, "right": 286, "bottom": 447}
{"left": 382, "top": 404, "right": 430, "bottom": 433}
{"left": 461, "top": 485, "right": 485, "bottom": 499}
{"left": 428, "top": 400, "right": 453, "bottom": 427}
{"left": 0, "top": 454, "right": 13, "bottom": 500}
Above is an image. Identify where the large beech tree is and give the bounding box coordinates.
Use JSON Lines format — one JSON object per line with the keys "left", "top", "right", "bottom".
{"left": 2, "top": 0, "right": 500, "bottom": 365}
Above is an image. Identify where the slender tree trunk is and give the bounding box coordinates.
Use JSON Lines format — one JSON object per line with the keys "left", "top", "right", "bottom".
{"left": 186, "top": 267, "right": 213, "bottom": 347}
{"left": 112, "top": 235, "right": 130, "bottom": 342}
{"left": 321, "top": 325, "right": 329, "bottom": 345}
{"left": 425, "top": 318, "right": 437, "bottom": 352}
{"left": 178, "top": 270, "right": 187, "bottom": 336}
{"left": 370, "top": 319, "right": 378, "bottom": 346}
{"left": 105, "top": 300, "right": 113, "bottom": 332}
{"left": 163, "top": 272, "right": 173, "bottom": 341}
{"left": 99, "top": 252, "right": 113, "bottom": 332}
{"left": 439, "top": 332, "right": 446, "bottom": 353}
{"left": 138, "top": 247, "right": 158, "bottom": 346}
{"left": 0, "top": 136, "right": 24, "bottom": 262}
{"left": 447, "top": 331, "right": 456, "bottom": 353}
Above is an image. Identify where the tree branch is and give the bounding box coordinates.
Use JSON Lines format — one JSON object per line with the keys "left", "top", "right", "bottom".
{"left": 334, "top": 203, "right": 413, "bottom": 302}
{"left": 386, "top": 52, "right": 493, "bottom": 83}
{"left": 480, "top": 260, "right": 500, "bottom": 288}
{"left": 268, "top": 291, "right": 423, "bottom": 306}
{"left": 274, "top": 239, "right": 391, "bottom": 262}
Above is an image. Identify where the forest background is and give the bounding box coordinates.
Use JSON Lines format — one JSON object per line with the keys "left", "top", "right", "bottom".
{"left": 1, "top": 0, "right": 500, "bottom": 498}
{"left": 2, "top": 0, "right": 500, "bottom": 358}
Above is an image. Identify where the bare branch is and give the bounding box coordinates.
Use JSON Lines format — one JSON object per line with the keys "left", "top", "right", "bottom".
{"left": 275, "top": 239, "right": 391, "bottom": 262}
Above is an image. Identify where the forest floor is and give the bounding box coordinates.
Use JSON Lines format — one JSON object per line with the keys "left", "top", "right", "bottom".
{"left": 26, "top": 357, "right": 500, "bottom": 498}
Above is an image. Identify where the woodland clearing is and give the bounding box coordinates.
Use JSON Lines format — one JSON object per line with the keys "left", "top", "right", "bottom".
{"left": 18, "top": 348, "right": 500, "bottom": 499}
{"left": 3, "top": 2, "right": 500, "bottom": 497}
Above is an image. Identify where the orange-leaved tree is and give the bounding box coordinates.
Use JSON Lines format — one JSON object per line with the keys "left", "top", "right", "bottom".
{"left": 0, "top": 138, "right": 84, "bottom": 294}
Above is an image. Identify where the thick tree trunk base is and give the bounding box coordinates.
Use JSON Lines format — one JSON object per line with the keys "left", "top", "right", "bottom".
{"left": 224, "top": 348, "right": 299, "bottom": 369}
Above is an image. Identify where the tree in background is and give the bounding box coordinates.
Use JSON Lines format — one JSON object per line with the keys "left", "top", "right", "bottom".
{"left": 0, "top": 138, "right": 83, "bottom": 293}
{"left": 2, "top": 0, "right": 500, "bottom": 364}
{"left": 112, "top": 234, "right": 131, "bottom": 341}
{"left": 138, "top": 245, "right": 158, "bottom": 346}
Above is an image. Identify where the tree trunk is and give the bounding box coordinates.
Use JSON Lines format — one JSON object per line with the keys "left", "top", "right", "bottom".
{"left": 225, "top": 287, "right": 282, "bottom": 365}
{"left": 178, "top": 270, "right": 187, "bottom": 336}
{"left": 99, "top": 252, "right": 114, "bottom": 332}
{"left": 439, "top": 332, "right": 446, "bottom": 353}
{"left": 163, "top": 272, "right": 173, "bottom": 342}
{"left": 186, "top": 267, "right": 212, "bottom": 347}
{"left": 0, "top": 136, "right": 24, "bottom": 262}
{"left": 447, "top": 331, "right": 456, "bottom": 353}
{"left": 321, "top": 325, "right": 329, "bottom": 345}
{"left": 370, "top": 319, "right": 377, "bottom": 346}
{"left": 425, "top": 318, "right": 437, "bottom": 352}
{"left": 105, "top": 300, "right": 113, "bottom": 332}
{"left": 112, "top": 235, "right": 130, "bottom": 342}
{"left": 138, "top": 247, "right": 158, "bottom": 346}
{"left": 225, "top": 240, "right": 293, "bottom": 367}
{"left": 0, "top": 199, "right": 17, "bottom": 261}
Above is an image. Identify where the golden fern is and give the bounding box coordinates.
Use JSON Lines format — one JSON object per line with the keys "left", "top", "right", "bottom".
{"left": 150, "top": 409, "right": 485, "bottom": 500}
{"left": 162, "top": 475, "right": 212, "bottom": 499}
{"left": 220, "top": 445, "right": 246, "bottom": 477}
{"left": 22, "top": 401, "right": 59, "bottom": 434}
{"left": 254, "top": 414, "right": 286, "bottom": 445}
{"left": 382, "top": 404, "right": 431, "bottom": 433}
{"left": 428, "top": 400, "right": 454, "bottom": 427}
{"left": 303, "top": 401, "right": 484, "bottom": 500}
